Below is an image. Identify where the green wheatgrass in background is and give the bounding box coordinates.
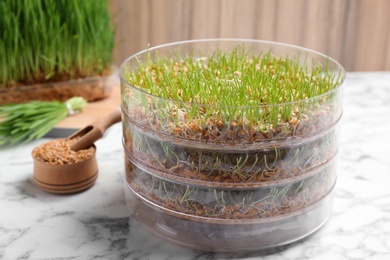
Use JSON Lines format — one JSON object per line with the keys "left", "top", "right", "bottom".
{"left": 0, "top": 0, "right": 115, "bottom": 87}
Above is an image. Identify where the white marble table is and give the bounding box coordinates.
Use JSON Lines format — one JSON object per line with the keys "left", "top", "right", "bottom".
{"left": 1, "top": 72, "right": 390, "bottom": 260}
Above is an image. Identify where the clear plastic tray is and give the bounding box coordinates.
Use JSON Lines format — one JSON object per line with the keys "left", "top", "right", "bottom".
{"left": 124, "top": 171, "right": 334, "bottom": 252}
{"left": 0, "top": 67, "right": 117, "bottom": 104}
{"left": 123, "top": 119, "right": 339, "bottom": 186}
{"left": 125, "top": 156, "right": 336, "bottom": 219}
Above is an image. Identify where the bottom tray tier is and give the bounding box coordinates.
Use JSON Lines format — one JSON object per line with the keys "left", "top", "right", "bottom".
{"left": 124, "top": 175, "right": 334, "bottom": 252}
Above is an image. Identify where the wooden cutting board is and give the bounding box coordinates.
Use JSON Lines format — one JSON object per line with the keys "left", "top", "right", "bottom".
{"left": 46, "top": 85, "right": 121, "bottom": 138}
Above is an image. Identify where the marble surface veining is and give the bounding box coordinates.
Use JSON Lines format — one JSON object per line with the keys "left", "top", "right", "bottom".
{"left": 1, "top": 72, "right": 390, "bottom": 260}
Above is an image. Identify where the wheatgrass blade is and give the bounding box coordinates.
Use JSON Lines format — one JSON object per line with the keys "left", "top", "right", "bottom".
{"left": 0, "top": 97, "right": 87, "bottom": 146}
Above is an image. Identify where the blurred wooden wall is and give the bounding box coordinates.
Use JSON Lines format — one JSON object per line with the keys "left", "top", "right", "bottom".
{"left": 109, "top": 0, "right": 390, "bottom": 72}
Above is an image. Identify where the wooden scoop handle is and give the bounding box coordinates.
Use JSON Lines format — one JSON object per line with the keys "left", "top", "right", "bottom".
{"left": 69, "top": 107, "right": 122, "bottom": 151}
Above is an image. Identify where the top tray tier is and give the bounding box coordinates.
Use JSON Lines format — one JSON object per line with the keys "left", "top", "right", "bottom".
{"left": 120, "top": 39, "right": 345, "bottom": 149}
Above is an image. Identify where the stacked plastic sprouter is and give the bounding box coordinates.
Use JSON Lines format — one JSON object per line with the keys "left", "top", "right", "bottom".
{"left": 120, "top": 39, "right": 345, "bottom": 252}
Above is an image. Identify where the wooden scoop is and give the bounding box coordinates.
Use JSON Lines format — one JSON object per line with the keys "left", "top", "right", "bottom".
{"left": 69, "top": 107, "right": 122, "bottom": 151}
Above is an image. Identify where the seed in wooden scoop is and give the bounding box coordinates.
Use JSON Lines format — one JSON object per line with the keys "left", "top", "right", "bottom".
{"left": 32, "top": 138, "right": 95, "bottom": 165}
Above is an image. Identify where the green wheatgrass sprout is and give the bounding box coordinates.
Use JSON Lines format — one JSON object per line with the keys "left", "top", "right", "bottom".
{"left": 124, "top": 47, "right": 342, "bottom": 133}
{"left": 0, "top": 97, "right": 87, "bottom": 146}
{"left": 0, "top": 0, "right": 115, "bottom": 88}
